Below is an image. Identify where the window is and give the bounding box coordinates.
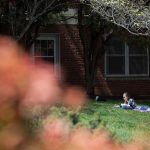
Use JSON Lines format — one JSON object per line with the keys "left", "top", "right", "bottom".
{"left": 31, "top": 33, "right": 60, "bottom": 73}
{"left": 105, "top": 38, "right": 149, "bottom": 77}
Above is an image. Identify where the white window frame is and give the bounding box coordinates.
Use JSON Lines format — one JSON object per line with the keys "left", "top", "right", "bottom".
{"left": 31, "top": 33, "right": 60, "bottom": 76}
{"left": 105, "top": 41, "right": 149, "bottom": 77}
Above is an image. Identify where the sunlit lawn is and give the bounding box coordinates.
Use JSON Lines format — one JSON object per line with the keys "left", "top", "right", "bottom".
{"left": 78, "top": 100, "right": 150, "bottom": 143}
{"left": 30, "top": 99, "right": 150, "bottom": 144}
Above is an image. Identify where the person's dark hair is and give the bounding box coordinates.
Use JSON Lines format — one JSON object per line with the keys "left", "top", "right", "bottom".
{"left": 123, "top": 92, "right": 130, "bottom": 98}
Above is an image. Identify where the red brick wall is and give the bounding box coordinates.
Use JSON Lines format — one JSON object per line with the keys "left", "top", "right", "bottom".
{"left": 39, "top": 24, "right": 150, "bottom": 97}
{"left": 39, "top": 24, "right": 85, "bottom": 87}
{"left": 95, "top": 53, "right": 150, "bottom": 97}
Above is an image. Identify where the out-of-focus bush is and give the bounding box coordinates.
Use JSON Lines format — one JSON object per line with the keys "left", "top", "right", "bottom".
{"left": 0, "top": 36, "right": 149, "bottom": 150}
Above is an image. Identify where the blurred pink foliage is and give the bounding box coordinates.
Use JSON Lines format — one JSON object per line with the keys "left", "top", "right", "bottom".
{"left": 0, "top": 36, "right": 148, "bottom": 150}
{"left": 63, "top": 86, "right": 87, "bottom": 109}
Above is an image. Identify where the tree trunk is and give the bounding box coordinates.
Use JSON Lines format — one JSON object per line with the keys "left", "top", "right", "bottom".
{"left": 77, "top": 5, "right": 105, "bottom": 98}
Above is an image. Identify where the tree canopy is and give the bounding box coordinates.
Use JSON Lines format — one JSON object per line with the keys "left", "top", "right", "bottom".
{"left": 0, "top": 0, "right": 69, "bottom": 45}
{"left": 80, "top": 0, "right": 150, "bottom": 36}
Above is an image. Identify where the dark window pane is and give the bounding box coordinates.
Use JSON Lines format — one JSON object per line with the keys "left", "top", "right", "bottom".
{"left": 129, "top": 44, "right": 147, "bottom": 54}
{"left": 35, "top": 40, "right": 40, "bottom": 49}
{"left": 48, "top": 40, "right": 54, "bottom": 56}
{"left": 106, "top": 39, "right": 125, "bottom": 54}
{"left": 34, "top": 40, "right": 41, "bottom": 56}
{"left": 129, "top": 56, "right": 148, "bottom": 74}
{"left": 41, "top": 48, "right": 48, "bottom": 56}
{"left": 106, "top": 56, "right": 125, "bottom": 74}
{"left": 42, "top": 57, "right": 54, "bottom": 64}
{"left": 41, "top": 40, "right": 47, "bottom": 49}
{"left": 48, "top": 49, "right": 54, "bottom": 56}
{"left": 48, "top": 40, "right": 54, "bottom": 49}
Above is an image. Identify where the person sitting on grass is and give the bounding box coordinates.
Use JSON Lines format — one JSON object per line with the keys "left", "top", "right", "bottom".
{"left": 120, "top": 92, "right": 137, "bottom": 109}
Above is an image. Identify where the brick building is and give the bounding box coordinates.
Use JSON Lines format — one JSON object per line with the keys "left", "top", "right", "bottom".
{"left": 31, "top": 9, "right": 150, "bottom": 98}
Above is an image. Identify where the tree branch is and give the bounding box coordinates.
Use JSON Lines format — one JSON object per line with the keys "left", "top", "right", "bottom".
{"left": 81, "top": 0, "right": 150, "bottom": 36}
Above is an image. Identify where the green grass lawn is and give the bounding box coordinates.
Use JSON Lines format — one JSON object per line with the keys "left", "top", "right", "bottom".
{"left": 30, "top": 99, "right": 150, "bottom": 144}
{"left": 78, "top": 100, "right": 150, "bottom": 143}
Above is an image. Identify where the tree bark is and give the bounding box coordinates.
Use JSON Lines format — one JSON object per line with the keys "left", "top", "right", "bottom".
{"left": 77, "top": 5, "right": 113, "bottom": 99}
